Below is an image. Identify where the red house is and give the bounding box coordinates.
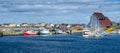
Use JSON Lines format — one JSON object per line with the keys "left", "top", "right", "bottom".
{"left": 59, "top": 25, "right": 67, "bottom": 29}
{"left": 88, "top": 12, "right": 112, "bottom": 28}
{"left": 94, "top": 12, "right": 112, "bottom": 28}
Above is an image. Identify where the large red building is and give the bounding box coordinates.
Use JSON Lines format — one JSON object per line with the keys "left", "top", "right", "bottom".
{"left": 88, "top": 12, "right": 112, "bottom": 28}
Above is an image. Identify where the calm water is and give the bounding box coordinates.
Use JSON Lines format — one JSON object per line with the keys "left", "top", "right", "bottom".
{"left": 0, "top": 33, "right": 120, "bottom": 53}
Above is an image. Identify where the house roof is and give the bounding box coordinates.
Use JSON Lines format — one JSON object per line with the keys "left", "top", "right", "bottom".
{"left": 99, "top": 17, "right": 112, "bottom": 27}
{"left": 94, "top": 12, "right": 112, "bottom": 27}
{"left": 94, "top": 12, "right": 104, "bottom": 18}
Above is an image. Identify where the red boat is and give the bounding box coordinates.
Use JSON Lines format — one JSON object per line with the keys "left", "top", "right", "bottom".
{"left": 23, "top": 30, "right": 37, "bottom": 36}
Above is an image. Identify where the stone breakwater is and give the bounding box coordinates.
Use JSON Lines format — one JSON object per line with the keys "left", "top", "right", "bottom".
{"left": 0, "top": 27, "right": 39, "bottom": 36}
{"left": 0, "top": 26, "right": 83, "bottom": 36}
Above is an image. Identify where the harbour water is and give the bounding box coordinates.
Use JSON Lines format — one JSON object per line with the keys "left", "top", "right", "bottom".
{"left": 0, "top": 33, "right": 120, "bottom": 53}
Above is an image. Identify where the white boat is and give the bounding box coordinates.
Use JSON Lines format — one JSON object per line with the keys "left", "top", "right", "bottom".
{"left": 56, "top": 29, "right": 67, "bottom": 34}
{"left": 82, "top": 29, "right": 92, "bottom": 38}
{"left": 39, "top": 29, "right": 51, "bottom": 36}
{"left": 83, "top": 29, "right": 101, "bottom": 38}
{"left": 118, "top": 30, "right": 120, "bottom": 34}
{"left": 82, "top": 28, "right": 104, "bottom": 38}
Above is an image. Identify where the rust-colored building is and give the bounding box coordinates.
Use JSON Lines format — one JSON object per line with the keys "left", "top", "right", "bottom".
{"left": 88, "top": 12, "right": 112, "bottom": 28}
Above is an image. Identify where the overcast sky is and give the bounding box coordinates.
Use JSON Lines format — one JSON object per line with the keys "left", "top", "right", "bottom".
{"left": 0, "top": 0, "right": 119, "bottom": 24}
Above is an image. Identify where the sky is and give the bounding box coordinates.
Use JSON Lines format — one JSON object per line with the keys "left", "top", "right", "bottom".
{"left": 0, "top": 0, "right": 119, "bottom": 24}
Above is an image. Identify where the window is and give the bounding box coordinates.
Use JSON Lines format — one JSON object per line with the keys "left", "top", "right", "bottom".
{"left": 99, "top": 18, "right": 105, "bottom": 20}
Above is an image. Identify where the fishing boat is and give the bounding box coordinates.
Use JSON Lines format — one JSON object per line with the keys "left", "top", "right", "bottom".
{"left": 38, "top": 28, "right": 51, "bottom": 36}
{"left": 40, "top": 29, "right": 51, "bottom": 35}
{"left": 23, "top": 30, "right": 37, "bottom": 36}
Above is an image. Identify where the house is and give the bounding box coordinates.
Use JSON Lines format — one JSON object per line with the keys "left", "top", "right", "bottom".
{"left": 87, "top": 12, "right": 112, "bottom": 29}
{"left": 59, "top": 24, "right": 67, "bottom": 29}
{"left": 16, "top": 24, "right": 20, "bottom": 27}
{"left": 0, "top": 24, "right": 2, "bottom": 27}
{"left": 20, "top": 23, "right": 29, "bottom": 26}
{"left": 69, "top": 24, "right": 83, "bottom": 33}
{"left": 35, "top": 22, "right": 46, "bottom": 27}
{"left": 3, "top": 23, "right": 16, "bottom": 27}
{"left": 54, "top": 24, "right": 60, "bottom": 28}
{"left": 45, "top": 24, "right": 54, "bottom": 28}
{"left": 112, "top": 22, "right": 120, "bottom": 29}
{"left": 80, "top": 24, "right": 86, "bottom": 28}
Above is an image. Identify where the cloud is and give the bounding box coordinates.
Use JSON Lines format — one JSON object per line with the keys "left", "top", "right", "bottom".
{"left": 0, "top": 0, "right": 104, "bottom": 2}
{"left": 0, "top": 0, "right": 119, "bottom": 13}
{"left": 8, "top": 4, "right": 100, "bottom": 13}
{"left": 68, "top": 0, "right": 103, "bottom": 2}
{"left": 0, "top": 7, "right": 8, "bottom": 12}
{"left": 12, "top": 4, "right": 80, "bottom": 10}
{"left": 0, "top": 0, "right": 119, "bottom": 24}
{"left": 101, "top": 5, "right": 120, "bottom": 11}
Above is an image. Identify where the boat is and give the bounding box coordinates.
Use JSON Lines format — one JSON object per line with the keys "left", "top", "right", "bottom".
{"left": 38, "top": 28, "right": 51, "bottom": 36}
{"left": 82, "top": 28, "right": 102, "bottom": 38}
{"left": 40, "top": 30, "right": 51, "bottom": 35}
{"left": 82, "top": 29, "right": 92, "bottom": 38}
{"left": 23, "top": 30, "right": 37, "bottom": 36}
{"left": 118, "top": 30, "right": 120, "bottom": 34}
{"left": 55, "top": 29, "right": 67, "bottom": 34}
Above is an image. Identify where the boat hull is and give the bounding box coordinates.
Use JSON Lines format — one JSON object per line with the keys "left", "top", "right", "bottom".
{"left": 38, "top": 30, "right": 51, "bottom": 36}
{"left": 23, "top": 30, "right": 37, "bottom": 36}
{"left": 24, "top": 33, "right": 37, "bottom": 36}
{"left": 40, "top": 33, "right": 50, "bottom": 35}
